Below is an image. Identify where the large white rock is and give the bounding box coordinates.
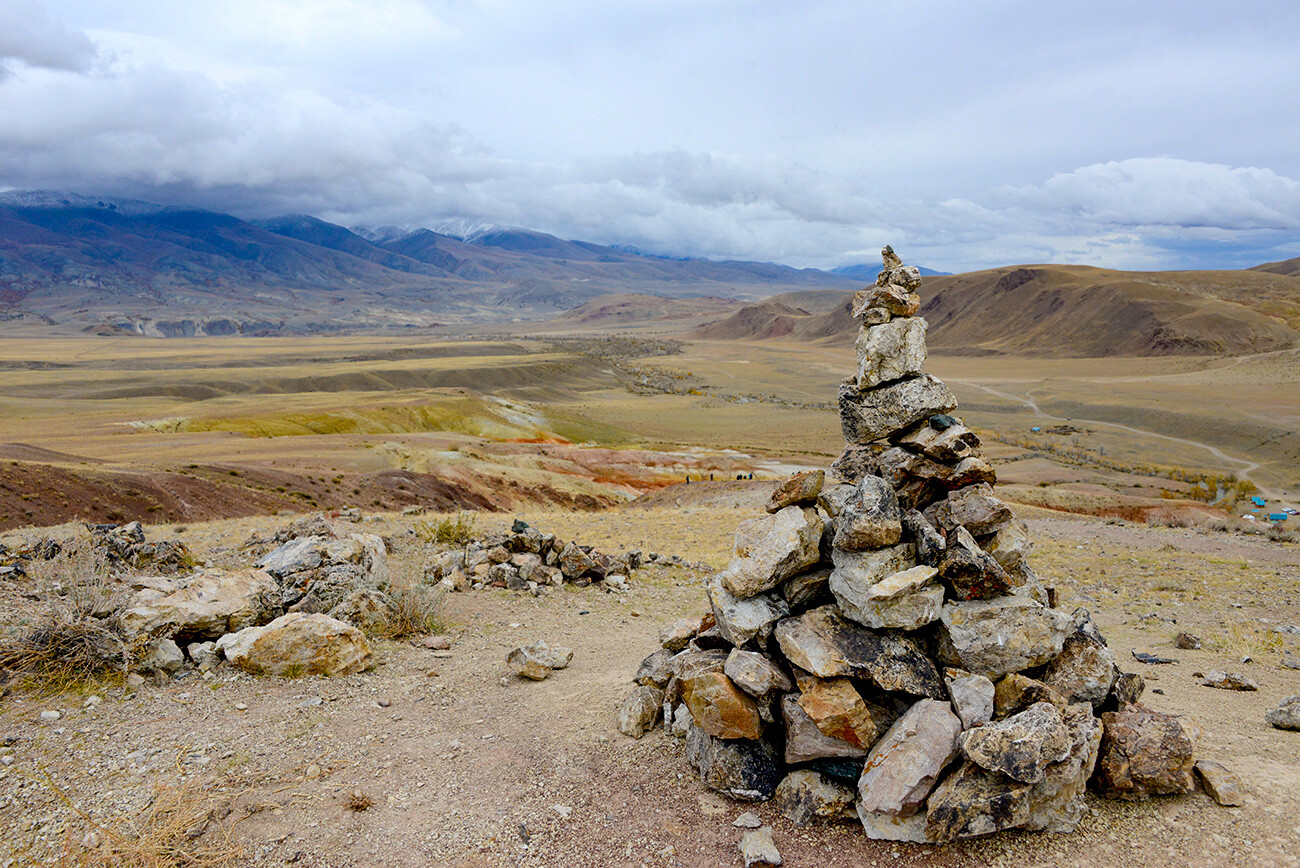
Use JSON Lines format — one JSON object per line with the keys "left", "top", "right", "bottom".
{"left": 216, "top": 612, "right": 372, "bottom": 676}
{"left": 936, "top": 596, "right": 1073, "bottom": 678}
{"left": 720, "top": 506, "right": 824, "bottom": 599}
{"left": 855, "top": 318, "right": 928, "bottom": 388}
{"left": 120, "top": 569, "right": 280, "bottom": 641}
{"left": 856, "top": 698, "right": 962, "bottom": 820}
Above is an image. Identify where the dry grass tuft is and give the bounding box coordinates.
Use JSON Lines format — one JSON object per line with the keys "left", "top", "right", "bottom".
{"left": 54, "top": 777, "right": 240, "bottom": 868}
{"left": 345, "top": 789, "right": 373, "bottom": 812}
{"left": 0, "top": 530, "right": 129, "bottom": 688}
{"left": 415, "top": 513, "right": 478, "bottom": 546}
{"left": 376, "top": 575, "right": 447, "bottom": 639}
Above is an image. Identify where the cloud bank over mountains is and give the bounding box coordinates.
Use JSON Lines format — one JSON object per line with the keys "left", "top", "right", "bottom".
{"left": 2, "top": 1, "right": 1298, "bottom": 273}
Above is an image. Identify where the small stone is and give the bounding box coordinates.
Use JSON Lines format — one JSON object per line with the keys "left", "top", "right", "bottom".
{"left": 945, "top": 671, "right": 995, "bottom": 730}
{"left": 682, "top": 672, "right": 764, "bottom": 740}
{"left": 733, "top": 812, "right": 762, "bottom": 828}
{"left": 552, "top": 804, "right": 573, "bottom": 818}
{"left": 1201, "top": 670, "right": 1257, "bottom": 691}
{"left": 1173, "top": 632, "right": 1201, "bottom": 650}
{"left": 421, "top": 635, "right": 452, "bottom": 651}
{"left": 1194, "top": 760, "right": 1245, "bottom": 806}
{"left": 1265, "top": 694, "right": 1300, "bottom": 731}
{"left": 724, "top": 649, "right": 794, "bottom": 698}
{"left": 660, "top": 618, "right": 698, "bottom": 652}
{"left": 234, "top": 703, "right": 248, "bottom": 711}
{"left": 39, "top": 710, "right": 60, "bottom": 721}
{"left": 686, "top": 724, "right": 782, "bottom": 801}
{"left": 506, "top": 640, "right": 573, "bottom": 681}
{"left": 739, "top": 826, "right": 782, "bottom": 868}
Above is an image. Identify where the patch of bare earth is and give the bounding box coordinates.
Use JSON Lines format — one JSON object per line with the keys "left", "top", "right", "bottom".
{"left": 0, "top": 508, "right": 1297, "bottom": 867}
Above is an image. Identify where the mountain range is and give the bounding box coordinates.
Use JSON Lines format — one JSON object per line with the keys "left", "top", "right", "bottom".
{"left": 0, "top": 191, "right": 858, "bottom": 335}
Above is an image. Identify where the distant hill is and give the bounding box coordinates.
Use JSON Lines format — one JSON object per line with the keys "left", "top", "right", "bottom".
{"left": 1250, "top": 256, "right": 1300, "bottom": 277}
{"left": 691, "top": 264, "right": 1300, "bottom": 357}
{"left": 557, "top": 293, "right": 739, "bottom": 325}
{"left": 0, "top": 191, "right": 858, "bottom": 335}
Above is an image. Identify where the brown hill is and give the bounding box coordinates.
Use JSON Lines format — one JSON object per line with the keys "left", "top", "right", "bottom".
{"left": 691, "top": 264, "right": 1300, "bottom": 357}
{"left": 1251, "top": 256, "right": 1300, "bottom": 277}
{"left": 557, "top": 294, "right": 739, "bottom": 325}
{"left": 690, "top": 301, "right": 814, "bottom": 340}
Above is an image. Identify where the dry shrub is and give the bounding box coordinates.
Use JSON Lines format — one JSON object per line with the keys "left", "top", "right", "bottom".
{"left": 56, "top": 777, "right": 240, "bottom": 868}
{"left": 414, "top": 513, "right": 477, "bottom": 546}
{"left": 0, "top": 530, "right": 128, "bottom": 688}
{"left": 375, "top": 571, "right": 446, "bottom": 639}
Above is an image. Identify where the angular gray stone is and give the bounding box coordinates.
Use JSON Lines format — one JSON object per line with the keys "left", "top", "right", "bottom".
{"left": 815, "top": 483, "right": 854, "bottom": 518}
{"left": 875, "top": 447, "right": 997, "bottom": 510}
{"left": 782, "top": 694, "right": 867, "bottom": 764}
{"left": 902, "top": 510, "right": 945, "bottom": 567}
{"left": 774, "top": 605, "right": 944, "bottom": 698}
{"left": 930, "top": 483, "right": 1013, "bottom": 537}
{"left": 937, "top": 597, "right": 1073, "bottom": 678}
{"left": 855, "top": 318, "right": 928, "bottom": 388}
{"left": 925, "top": 761, "right": 1032, "bottom": 842}
{"left": 739, "top": 826, "right": 782, "bottom": 868}
{"left": 773, "top": 770, "right": 855, "bottom": 826}
{"left": 852, "top": 283, "right": 919, "bottom": 318}
{"left": 707, "top": 577, "right": 790, "bottom": 648}
{"left": 960, "top": 702, "right": 1071, "bottom": 784}
{"left": 833, "top": 564, "right": 943, "bottom": 632}
{"left": 891, "top": 418, "right": 981, "bottom": 463}
{"left": 856, "top": 698, "right": 962, "bottom": 817}
{"left": 839, "top": 375, "right": 958, "bottom": 445}
{"left": 327, "top": 588, "right": 394, "bottom": 633}
{"left": 828, "top": 543, "right": 915, "bottom": 609}
{"left": 1265, "top": 694, "right": 1300, "bottom": 731}
{"left": 724, "top": 649, "right": 793, "bottom": 697}
{"left": 829, "top": 443, "right": 877, "bottom": 485}
{"left": 856, "top": 807, "right": 930, "bottom": 843}
{"left": 995, "top": 673, "right": 1067, "bottom": 718}
{"left": 780, "top": 567, "right": 830, "bottom": 611}
{"left": 719, "top": 506, "right": 824, "bottom": 599}
{"left": 1022, "top": 703, "right": 1104, "bottom": 833}
{"left": 140, "top": 638, "right": 184, "bottom": 675}
{"left": 833, "top": 475, "right": 902, "bottom": 551}
{"left": 685, "top": 724, "right": 781, "bottom": 801}
{"left": 982, "top": 519, "right": 1034, "bottom": 579}
{"left": 120, "top": 568, "right": 281, "bottom": 641}
{"left": 617, "top": 685, "right": 664, "bottom": 738}
{"left": 1201, "top": 670, "right": 1258, "bottom": 691}
{"left": 945, "top": 671, "right": 995, "bottom": 730}
{"left": 660, "top": 618, "right": 698, "bottom": 652}
{"left": 216, "top": 612, "right": 372, "bottom": 677}
{"left": 938, "top": 526, "right": 1015, "bottom": 601}
{"left": 507, "top": 640, "right": 573, "bottom": 680}
{"left": 635, "top": 649, "right": 676, "bottom": 688}
{"left": 1040, "top": 630, "right": 1119, "bottom": 708}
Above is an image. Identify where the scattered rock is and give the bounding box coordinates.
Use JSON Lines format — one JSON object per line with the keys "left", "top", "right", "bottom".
{"left": 1194, "top": 760, "right": 1245, "bottom": 806}
{"left": 617, "top": 685, "right": 665, "bottom": 738}
{"left": 739, "top": 826, "right": 782, "bottom": 867}
{"left": 1201, "top": 670, "right": 1257, "bottom": 691}
{"left": 733, "top": 812, "right": 762, "bottom": 828}
{"left": 772, "top": 769, "right": 855, "bottom": 826}
{"left": 507, "top": 641, "right": 573, "bottom": 681}
{"left": 1174, "top": 632, "right": 1202, "bottom": 650}
{"left": 1265, "top": 694, "right": 1300, "bottom": 731}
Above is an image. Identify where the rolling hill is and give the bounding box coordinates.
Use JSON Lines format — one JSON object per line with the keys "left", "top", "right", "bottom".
{"left": 689, "top": 264, "right": 1300, "bottom": 357}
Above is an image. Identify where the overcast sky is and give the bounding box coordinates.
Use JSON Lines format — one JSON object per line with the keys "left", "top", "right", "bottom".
{"left": 2, "top": 0, "right": 1299, "bottom": 273}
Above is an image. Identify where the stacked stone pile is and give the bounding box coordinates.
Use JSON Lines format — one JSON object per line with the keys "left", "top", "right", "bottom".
{"left": 619, "top": 247, "right": 1202, "bottom": 844}
{"left": 428, "top": 518, "right": 655, "bottom": 594}
{"left": 0, "top": 522, "right": 194, "bottom": 579}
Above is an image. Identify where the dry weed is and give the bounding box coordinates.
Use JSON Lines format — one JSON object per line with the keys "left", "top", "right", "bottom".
{"left": 52, "top": 775, "right": 240, "bottom": 868}
{"left": 414, "top": 513, "right": 477, "bottom": 546}
{"left": 375, "top": 570, "right": 446, "bottom": 639}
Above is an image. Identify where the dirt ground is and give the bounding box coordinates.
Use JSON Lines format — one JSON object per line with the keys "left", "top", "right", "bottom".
{"left": 1, "top": 504, "right": 1298, "bottom": 868}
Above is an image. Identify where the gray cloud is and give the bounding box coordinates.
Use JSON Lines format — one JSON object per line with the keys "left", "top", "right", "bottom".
{"left": 2, "top": 1, "right": 1299, "bottom": 273}
{"left": 0, "top": 0, "right": 96, "bottom": 77}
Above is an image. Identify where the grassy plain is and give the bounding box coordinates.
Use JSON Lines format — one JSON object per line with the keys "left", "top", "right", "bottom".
{"left": 0, "top": 331, "right": 1297, "bottom": 532}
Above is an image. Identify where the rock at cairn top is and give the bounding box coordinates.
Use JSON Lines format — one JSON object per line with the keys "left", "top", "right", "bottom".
{"left": 619, "top": 245, "right": 1200, "bottom": 845}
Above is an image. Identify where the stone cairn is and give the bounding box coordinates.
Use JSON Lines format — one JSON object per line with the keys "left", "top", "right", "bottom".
{"left": 619, "top": 247, "right": 1202, "bottom": 843}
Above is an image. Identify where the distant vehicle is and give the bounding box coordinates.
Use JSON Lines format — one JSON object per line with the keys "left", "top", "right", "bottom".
{"left": 1030, "top": 426, "right": 1041, "bottom": 432}
{"left": 1285, "top": 507, "right": 1299, "bottom": 515}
